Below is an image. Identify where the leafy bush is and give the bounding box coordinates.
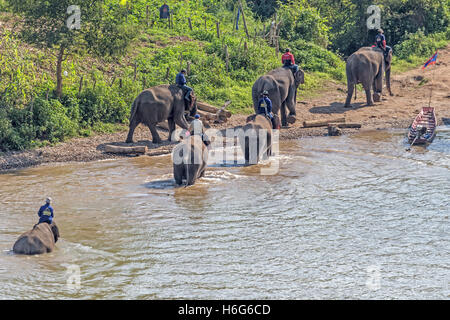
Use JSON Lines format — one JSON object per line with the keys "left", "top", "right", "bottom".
{"left": 394, "top": 28, "right": 450, "bottom": 60}
{"left": 278, "top": 1, "right": 330, "bottom": 47}
{"left": 32, "top": 97, "right": 78, "bottom": 143}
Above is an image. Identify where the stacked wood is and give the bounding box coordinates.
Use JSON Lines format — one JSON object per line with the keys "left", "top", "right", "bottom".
{"left": 197, "top": 101, "right": 232, "bottom": 118}
{"left": 105, "top": 145, "right": 147, "bottom": 154}
{"left": 197, "top": 100, "right": 232, "bottom": 123}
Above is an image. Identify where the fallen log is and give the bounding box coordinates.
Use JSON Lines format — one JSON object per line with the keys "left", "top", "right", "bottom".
{"left": 197, "top": 110, "right": 216, "bottom": 121}
{"left": 303, "top": 118, "right": 345, "bottom": 128}
{"left": 197, "top": 101, "right": 232, "bottom": 118}
{"left": 328, "top": 123, "right": 362, "bottom": 129}
{"left": 105, "top": 145, "right": 147, "bottom": 154}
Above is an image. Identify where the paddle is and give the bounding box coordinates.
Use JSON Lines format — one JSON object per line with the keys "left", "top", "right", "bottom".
{"left": 406, "top": 125, "right": 427, "bottom": 151}
{"left": 406, "top": 135, "right": 420, "bottom": 151}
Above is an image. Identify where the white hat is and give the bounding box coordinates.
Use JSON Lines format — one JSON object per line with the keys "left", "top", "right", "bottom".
{"left": 46, "top": 197, "right": 52, "bottom": 203}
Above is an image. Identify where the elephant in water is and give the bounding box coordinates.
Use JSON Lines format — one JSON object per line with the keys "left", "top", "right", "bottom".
{"left": 13, "top": 222, "right": 60, "bottom": 255}
{"left": 252, "top": 67, "right": 305, "bottom": 127}
{"left": 345, "top": 46, "right": 393, "bottom": 107}
{"left": 239, "top": 114, "right": 275, "bottom": 164}
{"left": 172, "top": 135, "right": 208, "bottom": 186}
{"left": 126, "top": 85, "right": 198, "bottom": 144}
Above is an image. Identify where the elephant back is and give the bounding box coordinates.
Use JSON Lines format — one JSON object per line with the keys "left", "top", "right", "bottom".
{"left": 13, "top": 223, "right": 57, "bottom": 255}
{"left": 246, "top": 114, "right": 272, "bottom": 131}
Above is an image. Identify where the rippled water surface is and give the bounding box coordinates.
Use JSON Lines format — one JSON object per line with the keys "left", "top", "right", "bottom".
{"left": 0, "top": 128, "right": 449, "bottom": 299}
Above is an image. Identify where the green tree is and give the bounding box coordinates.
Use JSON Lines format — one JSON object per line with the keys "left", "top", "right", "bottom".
{"left": 7, "top": 0, "right": 135, "bottom": 98}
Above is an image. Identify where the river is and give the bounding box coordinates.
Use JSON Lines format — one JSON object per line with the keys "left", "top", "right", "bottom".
{"left": 0, "top": 128, "right": 448, "bottom": 299}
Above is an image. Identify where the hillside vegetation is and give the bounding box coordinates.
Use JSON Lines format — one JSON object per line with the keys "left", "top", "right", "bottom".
{"left": 0, "top": 0, "right": 449, "bottom": 151}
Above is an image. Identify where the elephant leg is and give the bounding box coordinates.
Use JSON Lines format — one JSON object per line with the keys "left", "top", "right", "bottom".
{"left": 168, "top": 117, "right": 176, "bottom": 142}
{"left": 186, "top": 165, "right": 200, "bottom": 185}
{"left": 126, "top": 119, "right": 139, "bottom": 143}
{"left": 280, "top": 102, "right": 288, "bottom": 127}
{"left": 374, "top": 75, "right": 383, "bottom": 95}
{"left": 344, "top": 83, "right": 354, "bottom": 107}
{"left": 364, "top": 84, "right": 374, "bottom": 106}
{"left": 285, "top": 86, "right": 297, "bottom": 124}
{"left": 148, "top": 123, "right": 162, "bottom": 144}
{"left": 267, "top": 132, "right": 272, "bottom": 157}
{"left": 174, "top": 165, "right": 183, "bottom": 185}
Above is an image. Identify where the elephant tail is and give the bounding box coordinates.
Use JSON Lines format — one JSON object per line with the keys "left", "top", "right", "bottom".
{"left": 354, "top": 84, "right": 357, "bottom": 101}
{"left": 251, "top": 83, "right": 260, "bottom": 112}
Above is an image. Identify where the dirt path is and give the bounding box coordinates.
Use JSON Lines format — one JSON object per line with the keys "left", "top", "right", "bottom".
{"left": 1, "top": 46, "right": 449, "bottom": 172}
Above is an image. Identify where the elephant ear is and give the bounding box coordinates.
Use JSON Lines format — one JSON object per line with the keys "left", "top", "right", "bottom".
{"left": 51, "top": 223, "right": 60, "bottom": 243}
{"left": 294, "top": 69, "right": 305, "bottom": 85}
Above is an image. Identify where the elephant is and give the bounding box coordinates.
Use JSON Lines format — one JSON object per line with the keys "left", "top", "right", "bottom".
{"left": 126, "top": 85, "right": 198, "bottom": 144}
{"left": 13, "top": 222, "right": 60, "bottom": 255}
{"left": 344, "top": 46, "right": 393, "bottom": 107}
{"left": 238, "top": 114, "right": 274, "bottom": 164}
{"left": 172, "top": 135, "right": 208, "bottom": 186}
{"left": 252, "top": 67, "right": 305, "bottom": 127}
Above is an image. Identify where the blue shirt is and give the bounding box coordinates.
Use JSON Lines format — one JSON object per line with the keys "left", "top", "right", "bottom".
{"left": 38, "top": 203, "right": 54, "bottom": 224}
{"left": 258, "top": 97, "right": 273, "bottom": 115}
{"left": 176, "top": 73, "right": 187, "bottom": 86}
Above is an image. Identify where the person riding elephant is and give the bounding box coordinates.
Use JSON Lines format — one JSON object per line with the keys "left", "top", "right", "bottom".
{"left": 257, "top": 90, "right": 277, "bottom": 129}
{"left": 252, "top": 67, "right": 304, "bottom": 127}
{"left": 37, "top": 197, "right": 54, "bottom": 225}
{"left": 374, "top": 28, "right": 392, "bottom": 60}
{"left": 238, "top": 114, "right": 273, "bottom": 164}
{"left": 126, "top": 84, "right": 198, "bottom": 144}
{"left": 175, "top": 69, "right": 194, "bottom": 110}
{"left": 13, "top": 222, "right": 60, "bottom": 255}
{"left": 172, "top": 135, "right": 208, "bottom": 186}
{"left": 281, "top": 48, "right": 299, "bottom": 74}
{"left": 344, "top": 46, "right": 393, "bottom": 108}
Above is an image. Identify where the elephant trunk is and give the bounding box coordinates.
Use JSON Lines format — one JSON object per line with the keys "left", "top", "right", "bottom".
{"left": 385, "top": 67, "right": 392, "bottom": 95}
{"left": 189, "top": 101, "right": 198, "bottom": 117}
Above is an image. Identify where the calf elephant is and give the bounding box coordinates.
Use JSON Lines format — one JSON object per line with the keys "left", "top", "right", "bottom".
{"left": 345, "top": 46, "right": 393, "bottom": 107}
{"left": 13, "top": 222, "right": 60, "bottom": 255}
{"left": 172, "top": 135, "right": 208, "bottom": 186}
{"left": 252, "top": 67, "right": 305, "bottom": 127}
{"left": 126, "top": 85, "right": 198, "bottom": 144}
{"left": 239, "top": 114, "right": 274, "bottom": 164}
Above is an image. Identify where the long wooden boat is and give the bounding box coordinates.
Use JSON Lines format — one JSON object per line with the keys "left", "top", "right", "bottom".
{"left": 407, "top": 107, "right": 437, "bottom": 145}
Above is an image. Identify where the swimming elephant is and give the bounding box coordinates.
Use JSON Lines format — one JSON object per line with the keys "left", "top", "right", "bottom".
{"left": 172, "top": 135, "right": 208, "bottom": 186}
{"left": 252, "top": 67, "right": 305, "bottom": 127}
{"left": 238, "top": 114, "right": 274, "bottom": 164}
{"left": 344, "top": 46, "right": 393, "bottom": 107}
{"left": 126, "top": 85, "right": 198, "bottom": 144}
{"left": 13, "top": 222, "right": 60, "bottom": 255}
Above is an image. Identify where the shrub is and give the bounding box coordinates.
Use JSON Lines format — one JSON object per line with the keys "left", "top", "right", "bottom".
{"left": 394, "top": 28, "right": 449, "bottom": 60}
{"left": 32, "top": 97, "right": 78, "bottom": 143}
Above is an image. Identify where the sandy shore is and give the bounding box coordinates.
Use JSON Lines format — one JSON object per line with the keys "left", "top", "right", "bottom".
{"left": 1, "top": 46, "right": 449, "bottom": 172}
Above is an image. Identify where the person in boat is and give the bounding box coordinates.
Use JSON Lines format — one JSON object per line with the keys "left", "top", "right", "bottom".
{"left": 189, "top": 114, "right": 210, "bottom": 147}
{"left": 281, "top": 48, "right": 298, "bottom": 74}
{"left": 175, "top": 69, "right": 193, "bottom": 107}
{"left": 375, "top": 29, "right": 391, "bottom": 59}
{"left": 257, "top": 90, "right": 276, "bottom": 129}
{"left": 37, "top": 197, "right": 54, "bottom": 225}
